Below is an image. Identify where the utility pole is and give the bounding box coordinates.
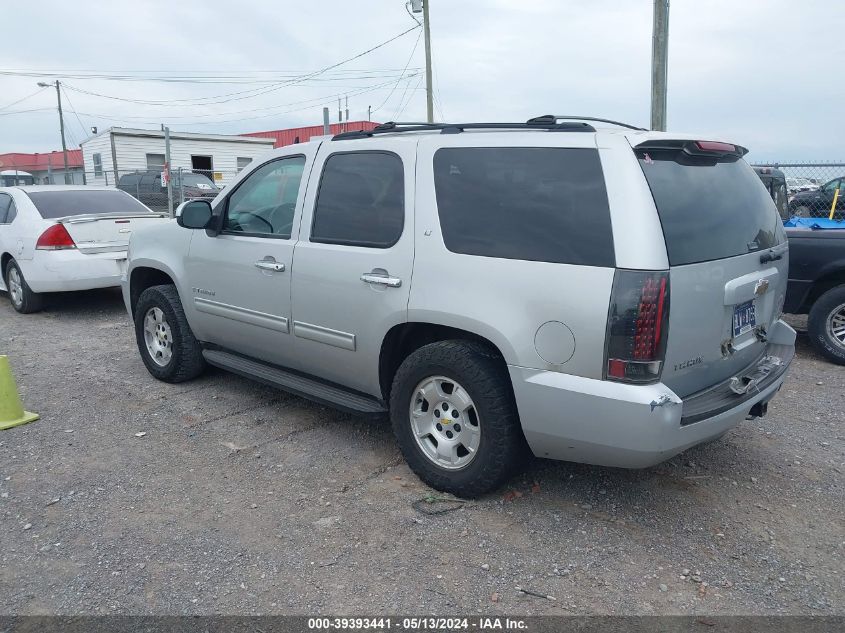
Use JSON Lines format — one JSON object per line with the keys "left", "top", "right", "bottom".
{"left": 411, "top": 1, "right": 434, "bottom": 123}
{"left": 38, "top": 80, "right": 70, "bottom": 183}
{"left": 162, "top": 125, "right": 174, "bottom": 217}
{"left": 323, "top": 107, "right": 330, "bottom": 135}
{"left": 650, "top": 0, "right": 670, "bottom": 131}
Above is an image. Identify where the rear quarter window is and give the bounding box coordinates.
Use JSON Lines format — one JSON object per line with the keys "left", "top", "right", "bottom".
{"left": 433, "top": 147, "right": 615, "bottom": 267}
{"left": 637, "top": 148, "right": 786, "bottom": 265}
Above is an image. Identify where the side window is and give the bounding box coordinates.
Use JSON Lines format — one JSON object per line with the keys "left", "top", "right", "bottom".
{"left": 6, "top": 200, "right": 17, "bottom": 224}
{"left": 146, "top": 153, "right": 165, "bottom": 170}
{"left": 311, "top": 152, "right": 404, "bottom": 248}
{"left": 433, "top": 147, "right": 615, "bottom": 266}
{"left": 93, "top": 153, "right": 103, "bottom": 177}
{"left": 0, "top": 194, "right": 11, "bottom": 224}
{"left": 823, "top": 179, "right": 840, "bottom": 193}
{"left": 223, "top": 156, "right": 306, "bottom": 238}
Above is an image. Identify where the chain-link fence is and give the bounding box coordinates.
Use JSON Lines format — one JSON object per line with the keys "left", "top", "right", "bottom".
{"left": 751, "top": 161, "right": 845, "bottom": 219}
{"left": 67, "top": 167, "right": 238, "bottom": 214}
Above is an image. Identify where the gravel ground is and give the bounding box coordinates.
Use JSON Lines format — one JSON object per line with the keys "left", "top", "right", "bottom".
{"left": 0, "top": 290, "right": 842, "bottom": 616}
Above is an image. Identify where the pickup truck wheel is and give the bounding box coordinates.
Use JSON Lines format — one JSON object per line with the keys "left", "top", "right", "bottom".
{"left": 390, "top": 340, "right": 528, "bottom": 498}
{"left": 134, "top": 284, "right": 206, "bottom": 382}
{"left": 808, "top": 286, "right": 845, "bottom": 365}
{"left": 792, "top": 205, "right": 810, "bottom": 217}
{"left": 4, "top": 259, "right": 44, "bottom": 314}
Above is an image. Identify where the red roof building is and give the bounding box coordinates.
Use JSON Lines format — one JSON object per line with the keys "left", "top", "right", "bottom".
{"left": 243, "top": 121, "right": 379, "bottom": 148}
{"left": 0, "top": 149, "right": 83, "bottom": 172}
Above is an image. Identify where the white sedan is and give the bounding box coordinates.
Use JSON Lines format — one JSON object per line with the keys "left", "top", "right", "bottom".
{"left": 0, "top": 186, "right": 168, "bottom": 313}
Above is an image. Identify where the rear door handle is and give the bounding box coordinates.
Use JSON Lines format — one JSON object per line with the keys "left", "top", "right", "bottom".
{"left": 254, "top": 260, "right": 285, "bottom": 272}
{"left": 361, "top": 273, "right": 402, "bottom": 288}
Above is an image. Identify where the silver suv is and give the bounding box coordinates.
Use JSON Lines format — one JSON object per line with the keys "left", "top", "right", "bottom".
{"left": 122, "top": 117, "right": 796, "bottom": 497}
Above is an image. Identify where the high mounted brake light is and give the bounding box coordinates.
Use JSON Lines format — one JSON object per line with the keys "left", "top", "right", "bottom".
{"left": 604, "top": 270, "right": 670, "bottom": 384}
{"left": 695, "top": 140, "right": 737, "bottom": 153}
{"left": 36, "top": 224, "right": 76, "bottom": 250}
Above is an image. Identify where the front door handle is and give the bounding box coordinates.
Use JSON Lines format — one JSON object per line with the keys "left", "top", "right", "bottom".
{"left": 361, "top": 272, "right": 402, "bottom": 288}
{"left": 254, "top": 260, "right": 285, "bottom": 272}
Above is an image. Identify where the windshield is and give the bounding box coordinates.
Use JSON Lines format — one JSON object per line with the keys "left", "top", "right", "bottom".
{"left": 637, "top": 147, "right": 785, "bottom": 266}
{"left": 176, "top": 173, "right": 217, "bottom": 189}
{"left": 26, "top": 189, "right": 154, "bottom": 219}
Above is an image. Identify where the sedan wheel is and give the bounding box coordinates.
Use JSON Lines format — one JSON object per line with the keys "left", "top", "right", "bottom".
{"left": 7, "top": 266, "right": 23, "bottom": 309}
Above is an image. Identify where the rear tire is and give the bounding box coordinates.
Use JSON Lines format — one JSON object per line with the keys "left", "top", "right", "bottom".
{"left": 4, "top": 259, "right": 44, "bottom": 314}
{"left": 389, "top": 340, "right": 528, "bottom": 498}
{"left": 134, "top": 284, "right": 206, "bottom": 382}
{"left": 807, "top": 285, "right": 845, "bottom": 365}
{"left": 793, "top": 205, "right": 810, "bottom": 218}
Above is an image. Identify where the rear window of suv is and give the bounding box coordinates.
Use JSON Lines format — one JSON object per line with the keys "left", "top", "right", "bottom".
{"left": 26, "top": 189, "right": 153, "bottom": 219}
{"left": 433, "top": 147, "right": 615, "bottom": 267}
{"left": 636, "top": 147, "right": 786, "bottom": 266}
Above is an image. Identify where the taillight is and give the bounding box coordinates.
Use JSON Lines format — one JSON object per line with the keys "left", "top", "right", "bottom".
{"left": 604, "top": 270, "right": 670, "bottom": 383}
{"left": 36, "top": 224, "right": 76, "bottom": 250}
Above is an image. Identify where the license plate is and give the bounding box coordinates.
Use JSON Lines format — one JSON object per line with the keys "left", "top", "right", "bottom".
{"left": 733, "top": 300, "right": 756, "bottom": 337}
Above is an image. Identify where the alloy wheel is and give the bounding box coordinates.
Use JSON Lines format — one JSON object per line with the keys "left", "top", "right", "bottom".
{"left": 827, "top": 303, "right": 845, "bottom": 349}
{"left": 143, "top": 307, "right": 173, "bottom": 366}
{"left": 7, "top": 267, "right": 23, "bottom": 308}
{"left": 409, "top": 375, "right": 481, "bottom": 470}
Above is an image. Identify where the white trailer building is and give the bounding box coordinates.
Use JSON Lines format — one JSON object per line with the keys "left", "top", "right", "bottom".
{"left": 80, "top": 127, "right": 275, "bottom": 187}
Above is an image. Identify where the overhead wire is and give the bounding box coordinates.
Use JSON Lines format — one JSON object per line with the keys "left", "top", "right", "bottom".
{"left": 370, "top": 27, "right": 422, "bottom": 115}
{"left": 0, "top": 86, "right": 49, "bottom": 111}
{"left": 51, "top": 25, "right": 421, "bottom": 107}
{"left": 60, "top": 85, "right": 90, "bottom": 142}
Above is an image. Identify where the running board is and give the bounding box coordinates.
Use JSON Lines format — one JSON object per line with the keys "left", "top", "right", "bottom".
{"left": 202, "top": 349, "right": 387, "bottom": 415}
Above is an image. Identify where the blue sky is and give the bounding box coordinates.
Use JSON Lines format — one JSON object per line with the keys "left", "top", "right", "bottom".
{"left": 1, "top": 0, "right": 843, "bottom": 161}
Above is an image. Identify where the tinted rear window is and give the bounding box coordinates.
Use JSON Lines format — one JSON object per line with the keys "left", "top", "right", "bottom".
{"left": 433, "top": 147, "right": 614, "bottom": 267}
{"left": 637, "top": 148, "right": 785, "bottom": 266}
{"left": 26, "top": 189, "right": 153, "bottom": 219}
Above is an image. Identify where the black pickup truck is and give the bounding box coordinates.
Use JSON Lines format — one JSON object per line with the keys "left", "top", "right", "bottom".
{"left": 785, "top": 227, "right": 845, "bottom": 364}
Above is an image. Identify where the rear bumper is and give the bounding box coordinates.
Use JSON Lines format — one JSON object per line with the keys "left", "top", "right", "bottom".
{"left": 510, "top": 320, "right": 796, "bottom": 468}
{"left": 21, "top": 250, "right": 127, "bottom": 293}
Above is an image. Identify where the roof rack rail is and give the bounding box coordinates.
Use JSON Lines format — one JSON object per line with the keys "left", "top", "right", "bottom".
{"left": 332, "top": 120, "right": 596, "bottom": 140}
{"left": 526, "top": 115, "right": 647, "bottom": 131}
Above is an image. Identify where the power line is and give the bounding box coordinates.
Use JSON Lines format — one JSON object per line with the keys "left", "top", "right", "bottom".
{"left": 60, "top": 86, "right": 89, "bottom": 142}
{"left": 371, "top": 28, "right": 422, "bottom": 115}
{"left": 73, "top": 75, "right": 424, "bottom": 127}
{"left": 0, "top": 86, "right": 48, "bottom": 111}
{"left": 7, "top": 24, "right": 421, "bottom": 108}
{"left": 0, "top": 107, "right": 54, "bottom": 117}
{"left": 394, "top": 74, "right": 423, "bottom": 120}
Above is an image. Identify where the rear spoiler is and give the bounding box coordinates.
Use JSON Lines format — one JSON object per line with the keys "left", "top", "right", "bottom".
{"left": 56, "top": 212, "right": 169, "bottom": 224}
{"left": 634, "top": 139, "right": 748, "bottom": 159}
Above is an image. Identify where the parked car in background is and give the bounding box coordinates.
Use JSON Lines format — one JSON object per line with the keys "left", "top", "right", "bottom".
{"left": 754, "top": 166, "right": 789, "bottom": 219}
{"left": 0, "top": 170, "right": 35, "bottom": 187}
{"left": 122, "top": 119, "right": 796, "bottom": 497}
{"left": 784, "top": 220, "right": 845, "bottom": 364}
{"left": 788, "top": 177, "right": 844, "bottom": 218}
{"left": 0, "top": 186, "right": 167, "bottom": 313}
{"left": 117, "top": 170, "right": 219, "bottom": 213}
{"left": 786, "top": 177, "right": 818, "bottom": 196}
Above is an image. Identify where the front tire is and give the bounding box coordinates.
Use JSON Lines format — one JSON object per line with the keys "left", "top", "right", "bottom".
{"left": 134, "top": 284, "right": 206, "bottom": 382}
{"left": 793, "top": 205, "right": 810, "bottom": 218}
{"left": 4, "top": 259, "right": 44, "bottom": 314}
{"left": 390, "top": 340, "right": 528, "bottom": 498}
{"left": 807, "top": 286, "right": 845, "bottom": 365}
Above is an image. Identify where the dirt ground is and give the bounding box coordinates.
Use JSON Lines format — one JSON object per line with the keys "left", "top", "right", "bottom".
{"left": 0, "top": 289, "right": 842, "bottom": 615}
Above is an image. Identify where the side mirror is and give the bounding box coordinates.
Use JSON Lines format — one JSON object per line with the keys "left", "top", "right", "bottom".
{"left": 176, "top": 200, "right": 213, "bottom": 229}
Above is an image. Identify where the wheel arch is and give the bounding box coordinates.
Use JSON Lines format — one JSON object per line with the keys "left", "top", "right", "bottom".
{"left": 128, "top": 264, "right": 177, "bottom": 318}
{"left": 801, "top": 267, "right": 845, "bottom": 313}
{"left": 378, "top": 321, "right": 512, "bottom": 402}
{"left": 0, "top": 252, "right": 12, "bottom": 277}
